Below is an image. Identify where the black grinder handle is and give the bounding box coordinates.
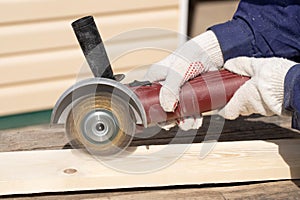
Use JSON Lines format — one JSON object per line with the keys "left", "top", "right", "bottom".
{"left": 71, "top": 16, "right": 114, "bottom": 79}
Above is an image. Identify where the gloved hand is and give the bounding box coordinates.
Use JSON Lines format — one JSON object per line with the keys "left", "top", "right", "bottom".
{"left": 219, "top": 57, "right": 297, "bottom": 119}
{"left": 144, "top": 30, "right": 224, "bottom": 130}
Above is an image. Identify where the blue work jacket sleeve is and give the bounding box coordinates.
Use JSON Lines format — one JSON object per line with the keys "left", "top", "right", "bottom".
{"left": 284, "top": 64, "right": 300, "bottom": 130}
{"left": 209, "top": 0, "right": 300, "bottom": 62}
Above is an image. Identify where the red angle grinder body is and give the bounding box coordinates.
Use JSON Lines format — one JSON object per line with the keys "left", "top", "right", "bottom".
{"left": 130, "top": 70, "right": 249, "bottom": 126}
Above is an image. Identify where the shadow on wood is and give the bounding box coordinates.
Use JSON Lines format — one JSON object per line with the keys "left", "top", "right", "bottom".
{"left": 131, "top": 114, "right": 300, "bottom": 146}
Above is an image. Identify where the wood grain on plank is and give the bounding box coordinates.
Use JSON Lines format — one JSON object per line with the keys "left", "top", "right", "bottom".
{"left": 1, "top": 139, "right": 300, "bottom": 195}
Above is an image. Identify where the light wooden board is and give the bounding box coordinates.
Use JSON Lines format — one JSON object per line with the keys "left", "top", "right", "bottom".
{"left": 1, "top": 139, "right": 300, "bottom": 195}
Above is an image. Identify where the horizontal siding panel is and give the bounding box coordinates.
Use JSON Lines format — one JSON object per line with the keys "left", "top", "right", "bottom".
{"left": 0, "top": 0, "right": 178, "bottom": 24}
{"left": 0, "top": 50, "right": 173, "bottom": 116}
{"left": 111, "top": 47, "right": 174, "bottom": 73}
{"left": 0, "top": 36, "right": 178, "bottom": 86}
{"left": 0, "top": 37, "right": 177, "bottom": 116}
{"left": 0, "top": 9, "right": 179, "bottom": 55}
{"left": 0, "top": 1, "right": 180, "bottom": 116}
{"left": 0, "top": 77, "right": 75, "bottom": 116}
{"left": 0, "top": 48, "right": 82, "bottom": 86}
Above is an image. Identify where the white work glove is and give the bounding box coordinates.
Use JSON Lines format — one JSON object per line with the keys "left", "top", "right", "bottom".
{"left": 144, "top": 31, "right": 224, "bottom": 130}
{"left": 219, "top": 57, "right": 297, "bottom": 119}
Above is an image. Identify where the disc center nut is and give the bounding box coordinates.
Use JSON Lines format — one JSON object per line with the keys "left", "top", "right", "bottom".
{"left": 81, "top": 109, "right": 119, "bottom": 143}
{"left": 96, "top": 123, "right": 105, "bottom": 132}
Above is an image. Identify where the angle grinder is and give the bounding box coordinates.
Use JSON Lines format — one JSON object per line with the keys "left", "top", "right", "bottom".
{"left": 51, "top": 16, "right": 249, "bottom": 156}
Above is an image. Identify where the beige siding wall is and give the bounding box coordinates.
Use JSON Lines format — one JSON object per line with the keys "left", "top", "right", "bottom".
{"left": 0, "top": 0, "right": 180, "bottom": 116}
{"left": 190, "top": 0, "right": 239, "bottom": 37}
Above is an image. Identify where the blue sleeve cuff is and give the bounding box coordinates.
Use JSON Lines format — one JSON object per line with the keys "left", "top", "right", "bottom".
{"left": 284, "top": 64, "right": 300, "bottom": 130}
{"left": 292, "top": 112, "right": 300, "bottom": 130}
{"left": 209, "top": 19, "right": 256, "bottom": 62}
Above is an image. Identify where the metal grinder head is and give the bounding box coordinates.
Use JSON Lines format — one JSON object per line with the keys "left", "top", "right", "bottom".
{"left": 65, "top": 93, "right": 136, "bottom": 157}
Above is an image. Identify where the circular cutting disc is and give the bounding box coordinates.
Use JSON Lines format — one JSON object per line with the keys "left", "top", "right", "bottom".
{"left": 65, "top": 92, "right": 136, "bottom": 157}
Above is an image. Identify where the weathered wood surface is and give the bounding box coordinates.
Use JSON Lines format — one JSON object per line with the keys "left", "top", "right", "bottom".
{"left": 1, "top": 115, "right": 299, "bottom": 152}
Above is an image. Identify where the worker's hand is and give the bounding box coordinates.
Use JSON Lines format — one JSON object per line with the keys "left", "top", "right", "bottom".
{"left": 145, "top": 30, "right": 223, "bottom": 112}
{"left": 219, "top": 57, "right": 297, "bottom": 119}
{"left": 144, "top": 30, "right": 223, "bottom": 130}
